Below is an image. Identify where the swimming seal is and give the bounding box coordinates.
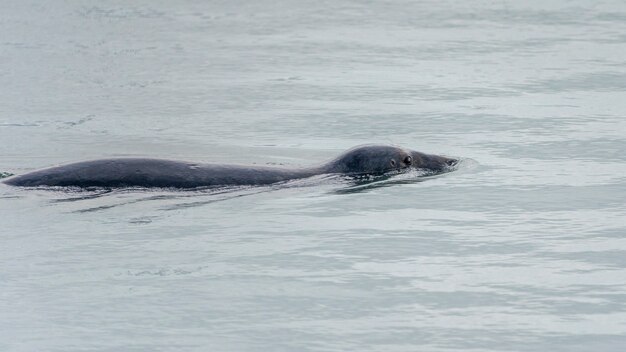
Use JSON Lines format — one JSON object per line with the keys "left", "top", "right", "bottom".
{"left": 2, "top": 145, "right": 457, "bottom": 188}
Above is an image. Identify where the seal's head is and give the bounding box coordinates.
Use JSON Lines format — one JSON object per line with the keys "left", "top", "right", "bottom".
{"left": 326, "top": 145, "right": 457, "bottom": 175}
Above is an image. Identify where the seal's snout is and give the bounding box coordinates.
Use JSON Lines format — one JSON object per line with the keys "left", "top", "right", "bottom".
{"left": 419, "top": 153, "right": 458, "bottom": 171}
{"left": 445, "top": 157, "right": 459, "bottom": 167}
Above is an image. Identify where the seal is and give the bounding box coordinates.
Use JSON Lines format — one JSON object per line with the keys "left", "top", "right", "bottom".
{"left": 2, "top": 145, "right": 457, "bottom": 188}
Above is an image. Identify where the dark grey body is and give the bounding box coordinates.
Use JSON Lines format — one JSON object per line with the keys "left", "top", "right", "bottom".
{"left": 2, "top": 145, "right": 457, "bottom": 188}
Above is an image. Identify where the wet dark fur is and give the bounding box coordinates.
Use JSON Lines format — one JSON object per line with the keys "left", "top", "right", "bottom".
{"left": 2, "top": 145, "right": 457, "bottom": 188}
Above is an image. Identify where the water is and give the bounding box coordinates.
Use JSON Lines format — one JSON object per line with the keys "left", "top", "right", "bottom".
{"left": 1, "top": 1, "right": 626, "bottom": 351}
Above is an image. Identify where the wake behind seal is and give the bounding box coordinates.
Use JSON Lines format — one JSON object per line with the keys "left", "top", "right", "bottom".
{"left": 2, "top": 145, "right": 458, "bottom": 189}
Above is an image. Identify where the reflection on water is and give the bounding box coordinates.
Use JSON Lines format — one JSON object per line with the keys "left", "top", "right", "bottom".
{"left": 1, "top": 0, "right": 626, "bottom": 351}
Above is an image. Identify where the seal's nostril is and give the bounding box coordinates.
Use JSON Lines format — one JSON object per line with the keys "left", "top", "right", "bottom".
{"left": 446, "top": 158, "right": 458, "bottom": 166}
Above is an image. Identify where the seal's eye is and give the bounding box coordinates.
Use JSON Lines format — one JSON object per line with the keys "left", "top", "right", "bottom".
{"left": 403, "top": 156, "right": 412, "bottom": 165}
{"left": 390, "top": 159, "right": 396, "bottom": 167}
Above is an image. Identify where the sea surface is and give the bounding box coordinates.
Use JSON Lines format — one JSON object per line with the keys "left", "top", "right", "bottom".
{"left": 1, "top": 1, "right": 626, "bottom": 351}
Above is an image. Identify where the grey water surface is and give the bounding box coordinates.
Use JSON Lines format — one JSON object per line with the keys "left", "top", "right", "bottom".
{"left": 2, "top": 1, "right": 626, "bottom": 351}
